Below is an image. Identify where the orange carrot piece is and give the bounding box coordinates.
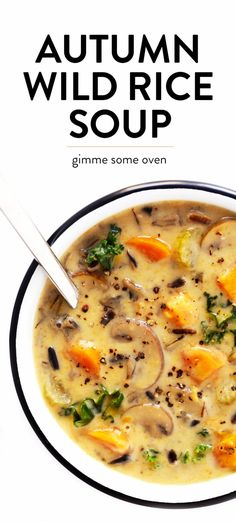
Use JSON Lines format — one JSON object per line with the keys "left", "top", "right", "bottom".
{"left": 181, "top": 346, "right": 226, "bottom": 383}
{"left": 87, "top": 428, "right": 129, "bottom": 454}
{"left": 126, "top": 236, "right": 171, "bottom": 261}
{"left": 67, "top": 340, "right": 100, "bottom": 376}
{"left": 163, "top": 292, "right": 196, "bottom": 327}
{"left": 217, "top": 265, "right": 236, "bottom": 303}
{"left": 213, "top": 432, "right": 236, "bottom": 469}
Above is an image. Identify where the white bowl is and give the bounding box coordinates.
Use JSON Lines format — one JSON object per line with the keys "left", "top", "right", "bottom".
{"left": 10, "top": 180, "right": 236, "bottom": 507}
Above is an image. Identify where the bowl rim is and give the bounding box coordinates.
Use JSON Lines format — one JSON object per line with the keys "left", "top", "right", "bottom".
{"left": 9, "top": 179, "right": 236, "bottom": 509}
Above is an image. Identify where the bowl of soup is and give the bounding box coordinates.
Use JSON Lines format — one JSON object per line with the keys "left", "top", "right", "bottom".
{"left": 10, "top": 180, "right": 236, "bottom": 506}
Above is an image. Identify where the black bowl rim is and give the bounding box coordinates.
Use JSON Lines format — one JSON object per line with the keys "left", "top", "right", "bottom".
{"left": 9, "top": 180, "right": 236, "bottom": 509}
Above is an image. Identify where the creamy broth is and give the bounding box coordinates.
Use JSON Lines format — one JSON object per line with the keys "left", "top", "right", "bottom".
{"left": 34, "top": 201, "right": 236, "bottom": 484}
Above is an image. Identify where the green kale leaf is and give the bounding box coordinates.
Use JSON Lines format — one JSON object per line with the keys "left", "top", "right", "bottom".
{"left": 86, "top": 224, "right": 124, "bottom": 271}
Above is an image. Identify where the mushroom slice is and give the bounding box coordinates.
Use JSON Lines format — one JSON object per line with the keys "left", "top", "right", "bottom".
{"left": 55, "top": 314, "right": 79, "bottom": 330}
{"left": 123, "top": 278, "right": 144, "bottom": 301}
{"left": 69, "top": 270, "right": 109, "bottom": 289}
{"left": 201, "top": 217, "right": 236, "bottom": 252}
{"left": 126, "top": 358, "right": 136, "bottom": 379}
{"left": 123, "top": 403, "right": 173, "bottom": 437}
{"left": 44, "top": 374, "right": 71, "bottom": 406}
{"left": 100, "top": 294, "right": 122, "bottom": 308}
{"left": 110, "top": 317, "right": 164, "bottom": 388}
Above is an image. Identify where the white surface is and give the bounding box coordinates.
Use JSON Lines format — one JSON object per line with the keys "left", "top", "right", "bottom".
{"left": 0, "top": 0, "right": 236, "bottom": 520}
{"left": 0, "top": 176, "right": 78, "bottom": 308}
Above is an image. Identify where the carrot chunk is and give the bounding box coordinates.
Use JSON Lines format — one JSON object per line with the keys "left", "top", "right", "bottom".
{"left": 213, "top": 432, "right": 236, "bottom": 469}
{"left": 181, "top": 346, "right": 226, "bottom": 383}
{"left": 217, "top": 265, "right": 236, "bottom": 303}
{"left": 87, "top": 428, "right": 129, "bottom": 454}
{"left": 67, "top": 340, "right": 100, "bottom": 376}
{"left": 163, "top": 292, "right": 196, "bottom": 327}
{"left": 126, "top": 236, "right": 171, "bottom": 261}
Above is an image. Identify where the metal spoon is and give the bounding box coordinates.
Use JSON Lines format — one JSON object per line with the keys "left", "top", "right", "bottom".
{"left": 0, "top": 176, "right": 79, "bottom": 308}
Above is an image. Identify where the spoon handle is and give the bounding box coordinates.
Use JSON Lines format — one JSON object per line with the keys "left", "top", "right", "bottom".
{"left": 0, "top": 176, "right": 79, "bottom": 309}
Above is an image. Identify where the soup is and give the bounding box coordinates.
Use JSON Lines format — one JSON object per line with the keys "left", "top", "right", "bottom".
{"left": 34, "top": 201, "right": 236, "bottom": 484}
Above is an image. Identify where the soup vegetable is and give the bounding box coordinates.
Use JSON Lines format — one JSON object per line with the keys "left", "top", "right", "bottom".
{"left": 34, "top": 201, "right": 236, "bottom": 484}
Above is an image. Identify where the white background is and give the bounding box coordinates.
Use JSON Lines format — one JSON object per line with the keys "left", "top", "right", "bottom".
{"left": 0, "top": 1, "right": 235, "bottom": 520}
